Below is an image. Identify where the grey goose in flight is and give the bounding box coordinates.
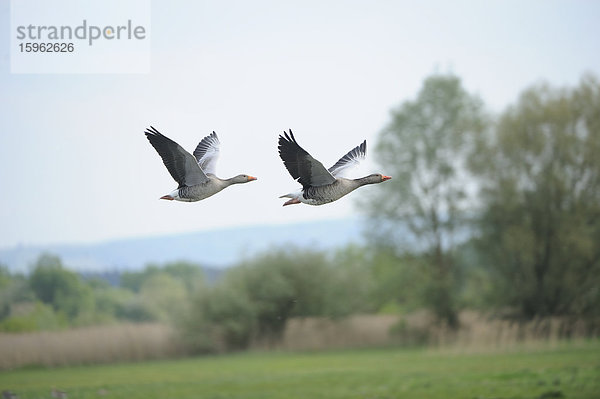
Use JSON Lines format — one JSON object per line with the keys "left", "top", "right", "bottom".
{"left": 278, "top": 130, "right": 391, "bottom": 206}
{"left": 145, "top": 126, "right": 257, "bottom": 202}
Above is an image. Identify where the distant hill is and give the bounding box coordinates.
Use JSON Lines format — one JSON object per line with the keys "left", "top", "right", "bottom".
{"left": 0, "top": 219, "right": 365, "bottom": 273}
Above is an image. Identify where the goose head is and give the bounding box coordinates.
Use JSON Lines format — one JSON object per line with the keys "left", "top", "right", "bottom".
{"left": 228, "top": 174, "right": 258, "bottom": 184}
{"left": 359, "top": 174, "right": 392, "bottom": 185}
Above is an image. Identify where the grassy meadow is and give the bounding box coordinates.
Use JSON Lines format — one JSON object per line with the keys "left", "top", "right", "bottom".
{"left": 1, "top": 341, "right": 599, "bottom": 399}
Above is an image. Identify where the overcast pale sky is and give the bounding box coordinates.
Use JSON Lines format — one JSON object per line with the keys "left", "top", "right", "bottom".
{"left": 1, "top": 0, "right": 599, "bottom": 249}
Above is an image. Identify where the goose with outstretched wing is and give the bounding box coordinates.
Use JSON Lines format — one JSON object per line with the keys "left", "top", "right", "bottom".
{"left": 278, "top": 130, "right": 391, "bottom": 206}
{"left": 145, "top": 126, "right": 256, "bottom": 202}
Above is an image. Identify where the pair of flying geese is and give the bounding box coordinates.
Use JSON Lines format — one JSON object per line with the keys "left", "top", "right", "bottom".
{"left": 144, "top": 126, "right": 391, "bottom": 206}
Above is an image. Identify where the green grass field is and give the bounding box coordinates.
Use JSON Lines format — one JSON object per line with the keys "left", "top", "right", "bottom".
{"left": 2, "top": 342, "right": 599, "bottom": 399}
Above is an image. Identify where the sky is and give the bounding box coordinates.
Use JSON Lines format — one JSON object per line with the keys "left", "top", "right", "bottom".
{"left": 0, "top": 0, "right": 599, "bottom": 249}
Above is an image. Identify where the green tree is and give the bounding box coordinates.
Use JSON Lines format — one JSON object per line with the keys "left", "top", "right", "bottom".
{"left": 120, "top": 261, "right": 204, "bottom": 294}
{"left": 118, "top": 263, "right": 202, "bottom": 323}
{"left": 162, "top": 261, "right": 205, "bottom": 294}
{"left": 0, "top": 266, "right": 35, "bottom": 320}
{"left": 139, "top": 273, "right": 188, "bottom": 322}
{"left": 0, "top": 301, "right": 67, "bottom": 332}
{"left": 181, "top": 247, "right": 373, "bottom": 351}
{"left": 182, "top": 283, "right": 256, "bottom": 352}
{"left": 329, "top": 245, "right": 378, "bottom": 314}
{"left": 367, "top": 247, "right": 432, "bottom": 314}
{"left": 472, "top": 74, "right": 600, "bottom": 318}
{"left": 28, "top": 254, "right": 93, "bottom": 320}
{"left": 224, "top": 249, "right": 335, "bottom": 342}
{"left": 83, "top": 278, "right": 134, "bottom": 324}
{"left": 365, "top": 74, "right": 487, "bottom": 326}
{"left": 120, "top": 265, "right": 161, "bottom": 292}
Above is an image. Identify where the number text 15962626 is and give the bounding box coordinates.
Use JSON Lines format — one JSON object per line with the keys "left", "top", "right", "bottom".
{"left": 19, "top": 43, "right": 75, "bottom": 53}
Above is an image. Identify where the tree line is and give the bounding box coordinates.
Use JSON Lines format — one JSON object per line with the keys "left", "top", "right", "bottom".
{"left": 0, "top": 255, "right": 205, "bottom": 332}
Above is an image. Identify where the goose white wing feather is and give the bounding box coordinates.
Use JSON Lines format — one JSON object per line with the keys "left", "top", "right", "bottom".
{"left": 193, "top": 131, "right": 220, "bottom": 175}
{"left": 328, "top": 140, "right": 366, "bottom": 178}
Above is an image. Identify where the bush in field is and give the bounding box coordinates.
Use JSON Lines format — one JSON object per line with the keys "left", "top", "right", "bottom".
{"left": 116, "top": 297, "right": 161, "bottom": 322}
{"left": 180, "top": 247, "right": 373, "bottom": 352}
{"left": 182, "top": 284, "right": 256, "bottom": 352}
{"left": 0, "top": 301, "right": 67, "bottom": 332}
{"left": 1, "top": 259, "right": 99, "bottom": 331}
{"left": 117, "top": 262, "right": 203, "bottom": 324}
{"left": 363, "top": 237, "right": 496, "bottom": 320}
{"left": 0, "top": 265, "right": 11, "bottom": 317}
{"left": 120, "top": 261, "right": 204, "bottom": 293}
{"left": 139, "top": 273, "right": 188, "bottom": 322}
{"left": 87, "top": 278, "right": 133, "bottom": 319}
{"left": 368, "top": 248, "right": 432, "bottom": 314}
{"left": 29, "top": 254, "right": 94, "bottom": 321}
{"left": 116, "top": 262, "right": 203, "bottom": 323}
{"left": 0, "top": 265, "right": 35, "bottom": 320}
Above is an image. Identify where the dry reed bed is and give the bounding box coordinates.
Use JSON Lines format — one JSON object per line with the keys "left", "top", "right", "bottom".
{"left": 0, "top": 323, "right": 184, "bottom": 370}
{"left": 269, "top": 314, "right": 399, "bottom": 351}
{"left": 259, "top": 312, "right": 599, "bottom": 352}
{"left": 400, "top": 311, "right": 600, "bottom": 352}
{"left": 1, "top": 313, "right": 598, "bottom": 369}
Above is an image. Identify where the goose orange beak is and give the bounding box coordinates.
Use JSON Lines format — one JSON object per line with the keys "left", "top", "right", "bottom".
{"left": 382, "top": 175, "right": 392, "bottom": 181}
{"left": 248, "top": 176, "right": 257, "bottom": 181}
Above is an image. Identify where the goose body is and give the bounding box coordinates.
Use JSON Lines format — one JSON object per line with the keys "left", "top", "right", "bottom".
{"left": 278, "top": 130, "right": 391, "bottom": 206}
{"left": 145, "top": 126, "right": 256, "bottom": 202}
